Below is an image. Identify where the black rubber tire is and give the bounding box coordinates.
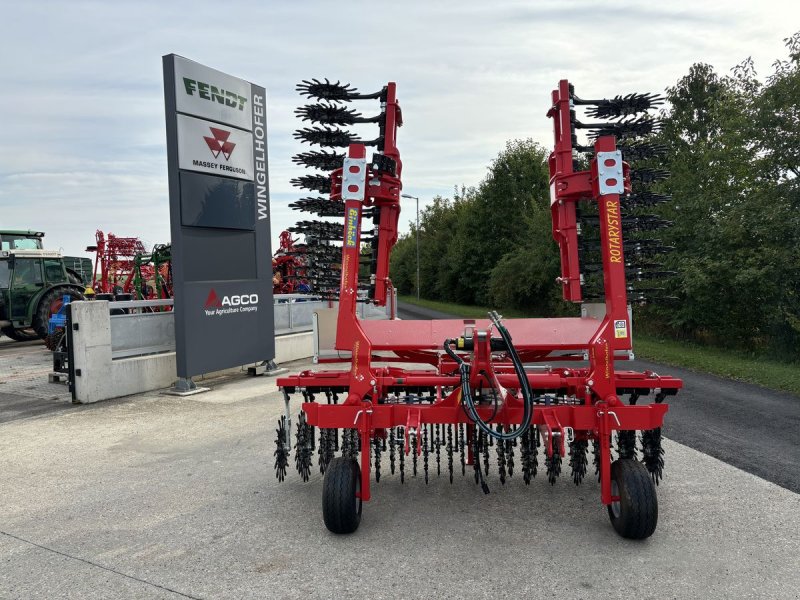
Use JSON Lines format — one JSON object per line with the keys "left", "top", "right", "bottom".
{"left": 1, "top": 326, "right": 39, "bottom": 342}
{"left": 608, "top": 459, "right": 658, "bottom": 539}
{"left": 33, "top": 287, "right": 84, "bottom": 340}
{"left": 322, "top": 457, "right": 362, "bottom": 534}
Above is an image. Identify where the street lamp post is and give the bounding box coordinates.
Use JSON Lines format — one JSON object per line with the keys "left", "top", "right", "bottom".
{"left": 401, "top": 193, "right": 420, "bottom": 299}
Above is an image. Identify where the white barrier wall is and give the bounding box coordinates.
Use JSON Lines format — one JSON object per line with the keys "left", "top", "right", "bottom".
{"left": 69, "top": 301, "right": 312, "bottom": 404}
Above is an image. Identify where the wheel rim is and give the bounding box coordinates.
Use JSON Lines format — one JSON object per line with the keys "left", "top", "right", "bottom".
{"left": 49, "top": 298, "right": 64, "bottom": 316}
{"left": 610, "top": 480, "right": 621, "bottom": 518}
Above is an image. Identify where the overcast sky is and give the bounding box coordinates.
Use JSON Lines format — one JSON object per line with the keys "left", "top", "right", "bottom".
{"left": 1, "top": 0, "right": 797, "bottom": 257}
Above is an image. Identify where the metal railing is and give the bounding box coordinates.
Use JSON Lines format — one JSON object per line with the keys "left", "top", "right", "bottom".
{"left": 109, "top": 299, "right": 175, "bottom": 359}
{"left": 103, "top": 292, "right": 395, "bottom": 359}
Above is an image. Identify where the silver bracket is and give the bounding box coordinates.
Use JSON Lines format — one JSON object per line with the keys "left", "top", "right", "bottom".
{"left": 596, "top": 150, "right": 624, "bottom": 195}
{"left": 342, "top": 157, "right": 368, "bottom": 201}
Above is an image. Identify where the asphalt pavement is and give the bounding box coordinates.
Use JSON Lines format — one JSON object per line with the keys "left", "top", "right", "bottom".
{"left": 1, "top": 363, "right": 798, "bottom": 599}
{"left": 397, "top": 301, "right": 800, "bottom": 493}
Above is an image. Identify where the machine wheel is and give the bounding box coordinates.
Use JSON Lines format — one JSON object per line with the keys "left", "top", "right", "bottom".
{"left": 607, "top": 458, "right": 658, "bottom": 539}
{"left": 322, "top": 457, "right": 362, "bottom": 534}
{"left": 32, "top": 287, "right": 84, "bottom": 340}
{"left": 1, "top": 326, "right": 39, "bottom": 342}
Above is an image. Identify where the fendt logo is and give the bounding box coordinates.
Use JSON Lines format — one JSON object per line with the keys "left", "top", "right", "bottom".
{"left": 183, "top": 77, "right": 247, "bottom": 111}
{"left": 204, "top": 127, "right": 236, "bottom": 161}
{"left": 203, "top": 289, "right": 259, "bottom": 317}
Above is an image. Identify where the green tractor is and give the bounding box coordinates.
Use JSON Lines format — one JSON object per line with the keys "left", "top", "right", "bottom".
{"left": 0, "top": 249, "right": 88, "bottom": 342}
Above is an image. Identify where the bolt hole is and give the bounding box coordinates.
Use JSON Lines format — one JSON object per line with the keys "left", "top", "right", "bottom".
{"left": 348, "top": 184, "right": 360, "bottom": 193}
{"left": 604, "top": 158, "right": 616, "bottom": 167}
{"left": 349, "top": 165, "right": 360, "bottom": 173}
{"left": 605, "top": 178, "right": 617, "bottom": 187}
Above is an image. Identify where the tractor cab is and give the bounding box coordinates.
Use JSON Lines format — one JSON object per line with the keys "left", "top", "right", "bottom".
{"left": 0, "top": 249, "right": 85, "bottom": 341}
{"left": 0, "top": 230, "right": 45, "bottom": 251}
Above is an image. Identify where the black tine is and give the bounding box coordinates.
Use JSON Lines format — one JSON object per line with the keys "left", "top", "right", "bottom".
{"left": 582, "top": 267, "right": 677, "bottom": 282}
{"left": 622, "top": 191, "right": 672, "bottom": 207}
{"left": 289, "top": 174, "right": 331, "bottom": 193}
{"left": 586, "top": 116, "right": 661, "bottom": 140}
{"left": 578, "top": 92, "right": 665, "bottom": 119}
{"left": 295, "top": 78, "right": 383, "bottom": 102}
{"left": 618, "top": 142, "right": 668, "bottom": 161}
{"left": 580, "top": 214, "right": 673, "bottom": 231}
{"left": 288, "top": 220, "right": 344, "bottom": 241}
{"left": 296, "top": 78, "right": 359, "bottom": 101}
{"left": 288, "top": 197, "right": 346, "bottom": 217}
{"left": 630, "top": 168, "right": 670, "bottom": 185}
{"left": 580, "top": 238, "right": 675, "bottom": 255}
{"left": 291, "top": 150, "right": 345, "bottom": 172}
{"left": 293, "top": 126, "right": 360, "bottom": 147}
{"left": 295, "top": 102, "right": 380, "bottom": 125}
{"left": 582, "top": 259, "right": 668, "bottom": 272}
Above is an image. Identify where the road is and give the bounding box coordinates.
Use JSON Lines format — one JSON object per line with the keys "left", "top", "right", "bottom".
{"left": 2, "top": 361, "right": 798, "bottom": 599}
{"left": 397, "top": 301, "right": 800, "bottom": 493}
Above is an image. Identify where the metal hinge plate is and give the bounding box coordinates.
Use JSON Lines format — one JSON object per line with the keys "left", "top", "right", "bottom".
{"left": 597, "top": 150, "right": 624, "bottom": 195}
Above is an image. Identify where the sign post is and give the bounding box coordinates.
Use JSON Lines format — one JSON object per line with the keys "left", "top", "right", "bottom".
{"left": 163, "top": 54, "right": 274, "bottom": 387}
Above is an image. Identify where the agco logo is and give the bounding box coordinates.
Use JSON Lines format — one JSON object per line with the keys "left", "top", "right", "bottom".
{"left": 204, "top": 127, "right": 236, "bottom": 161}
{"left": 204, "top": 289, "right": 259, "bottom": 316}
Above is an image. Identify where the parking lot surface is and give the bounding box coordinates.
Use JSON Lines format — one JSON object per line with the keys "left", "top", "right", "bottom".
{"left": 1, "top": 355, "right": 798, "bottom": 599}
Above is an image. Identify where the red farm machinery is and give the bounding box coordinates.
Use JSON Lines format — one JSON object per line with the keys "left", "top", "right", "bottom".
{"left": 272, "top": 231, "right": 312, "bottom": 294}
{"left": 87, "top": 230, "right": 172, "bottom": 302}
{"left": 274, "top": 79, "right": 681, "bottom": 539}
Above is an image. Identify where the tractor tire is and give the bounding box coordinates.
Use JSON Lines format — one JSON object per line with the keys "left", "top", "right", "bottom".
{"left": 322, "top": 457, "right": 362, "bottom": 534}
{"left": 33, "top": 287, "right": 84, "bottom": 340}
{"left": 1, "top": 326, "right": 39, "bottom": 342}
{"left": 607, "top": 458, "right": 658, "bottom": 539}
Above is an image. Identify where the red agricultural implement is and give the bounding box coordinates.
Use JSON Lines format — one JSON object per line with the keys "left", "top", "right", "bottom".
{"left": 87, "top": 230, "right": 172, "bottom": 301}
{"left": 272, "top": 231, "right": 309, "bottom": 294}
{"left": 274, "top": 79, "right": 681, "bottom": 539}
{"left": 87, "top": 230, "right": 150, "bottom": 295}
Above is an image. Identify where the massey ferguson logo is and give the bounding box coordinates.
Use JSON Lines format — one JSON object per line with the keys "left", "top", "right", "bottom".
{"left": 204, "top": 127, "right": 235, "bottom": 161}
{"left": 191, "top": 126, "right": 247, "bottom": 176}
{"left": 203, "top": 289, "right": 259, "bottom": 316}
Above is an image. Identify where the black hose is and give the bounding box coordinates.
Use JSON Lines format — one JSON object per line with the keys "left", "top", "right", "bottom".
{"left": 444, "top": 312, "right": 535, "bottom": 442}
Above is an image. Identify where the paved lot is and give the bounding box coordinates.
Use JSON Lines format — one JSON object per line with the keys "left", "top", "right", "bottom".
{"left": 1, "top": 360, "right": 798, "bottom": 599}
{"left": 0, "top": 338, "right": 72, "bottom": 424}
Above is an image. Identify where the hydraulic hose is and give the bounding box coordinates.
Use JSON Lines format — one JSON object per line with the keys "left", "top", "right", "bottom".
{"left": 443, "top": 311, "right": 535, "bottom": 442}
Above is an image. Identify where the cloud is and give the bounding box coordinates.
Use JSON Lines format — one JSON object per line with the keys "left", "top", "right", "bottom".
{"left": 1, "top": 0, "right": 798, "bottom": 257}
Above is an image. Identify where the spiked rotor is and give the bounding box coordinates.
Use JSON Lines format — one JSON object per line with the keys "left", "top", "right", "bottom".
{"left": 576, "top": 92, "right": 665, "bottom": 119}
{"left": 292, "top": 150, "right": 345, "bottom": 172}
{"left": 618, "top": 142, "right": 668, "bottom": 161}
{"left": 295, "top": 102, "right": 380, "bottom": 125}
{"left": 582, "top": 115, "right": 660, "bottom": 140}
{"left": 296, "top": 78, "right": 383, "bottom": 102}
{"left": 293, "top": 126, "right": 362, "bottom": 148}
{"left": 288, "top": 197, "right": 346, "bottom": 217}
{"left": 629, "top": 168, "right": 671, "bottom": 185}
{"left": 621, "top": 191, "right": 672, "bottom": 207}
{"left": 290, "top": 174, "right": 331, "bottom": 194}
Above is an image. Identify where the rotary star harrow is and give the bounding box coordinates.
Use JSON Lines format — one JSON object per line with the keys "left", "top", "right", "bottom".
{"left": 274, "top": 79, "right": 682, "bottom": 539}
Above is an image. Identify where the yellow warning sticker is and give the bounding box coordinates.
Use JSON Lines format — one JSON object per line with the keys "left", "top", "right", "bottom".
{"left": 614, "top": 319, "right": 628, "bottom": 339}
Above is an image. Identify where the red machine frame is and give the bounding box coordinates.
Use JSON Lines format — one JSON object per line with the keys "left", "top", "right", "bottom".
{"left": 87, "top": 230, "right": 151, "bottom": 295}
{"left": 272, "top": 230, "right": 308, "bottom": 294}
{"left": 277, "top": 80, "right": 681, "bottom": 521}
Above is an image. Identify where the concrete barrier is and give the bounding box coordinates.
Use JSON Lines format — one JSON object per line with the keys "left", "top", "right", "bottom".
{"left": 69, "top": 301, "right": 312, "bottom": 404}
